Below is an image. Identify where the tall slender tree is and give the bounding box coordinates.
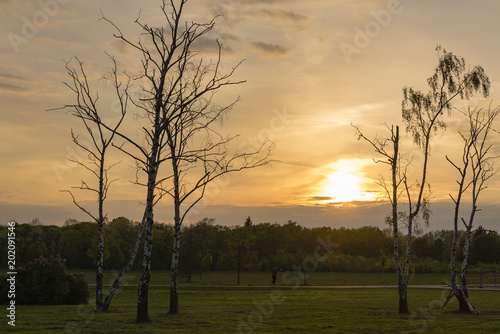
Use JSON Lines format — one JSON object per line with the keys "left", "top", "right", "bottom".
{"left": 54, "top": 55, "right": 132, "bottom": 312}
{"left": 101, "top": 0, "right": 270, "bottom": 321}
{"left": 444, "top": 105, "right": 500, "bottom": 313}
{"left": 354, "top": 124, "right": 406, "bottom": 312}
{"left": 163, "top": 40, "right": 271, "bottom": 312}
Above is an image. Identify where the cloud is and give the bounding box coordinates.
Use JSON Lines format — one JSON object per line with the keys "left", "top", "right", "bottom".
{"left": 308, "top": 196, "right": 334, "bottom": 201}
{"left": 259, "top": 8, "right": 308, "bottom": 23}
{"left": 219, "top": 32, "right": 243, "bottom": 46}
{"left": 0, "top": 82, "right": 31, "bottom": 93}
{"left": 0, "top": 72, "right": 30, "bottom": 81}
{"left": 0, "top": 72, "right": 32, "bottom": 93}
{"left": 206, "top": 0, "right": 311, "bottom": 30}
{"left": 191, "top": 35, "right": 230, "bottom": 54}
{"left": 246, "top": 0, "right": 319, "bottom": 4}
{"left": 250, "top": 41, "right": 290, "bottom": 57}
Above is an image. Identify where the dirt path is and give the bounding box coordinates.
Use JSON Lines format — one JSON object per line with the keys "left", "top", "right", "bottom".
{"left": 91, "top": 283, "right": 500, "bottom": 290}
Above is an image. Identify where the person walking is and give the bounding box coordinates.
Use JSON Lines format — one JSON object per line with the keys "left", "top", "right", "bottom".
{"left": 269, "top": 265, "right": 278, "bottom": 286}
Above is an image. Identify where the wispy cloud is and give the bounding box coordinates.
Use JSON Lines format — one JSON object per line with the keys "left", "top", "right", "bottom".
{"left": 259, "top": 8, "right": 308, "bottom": 23}
{"left": 0, "top": 82, "right": 31, "bottom": 93}
{"left": 250, "top": 41, "right": 290, "bottom": 57}
{"left": 191, "top": 33, "right": 243, "bottom": 55}
{"left": 308, "top": 196, "right": 334, "bottom": 201}
{"left": 0, "top": 73, "right": 30, "bottom": 81}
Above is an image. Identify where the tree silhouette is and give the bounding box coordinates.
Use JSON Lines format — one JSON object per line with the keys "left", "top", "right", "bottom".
{"left": 100, "top": 0, "right": 271, "bottom": 319}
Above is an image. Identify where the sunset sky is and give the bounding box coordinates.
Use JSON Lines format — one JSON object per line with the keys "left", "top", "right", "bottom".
{"left": 2, "top": 0, "right": 500, "bottom": 231}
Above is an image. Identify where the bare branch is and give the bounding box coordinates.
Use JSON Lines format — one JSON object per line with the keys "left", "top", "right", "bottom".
{"left": 60, "top": 190, "right": 98, "bottom": 223}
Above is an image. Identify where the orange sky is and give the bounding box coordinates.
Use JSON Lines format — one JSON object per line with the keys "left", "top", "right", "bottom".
{"left": 1, "top": 0, "right": 500, "bottom": 230}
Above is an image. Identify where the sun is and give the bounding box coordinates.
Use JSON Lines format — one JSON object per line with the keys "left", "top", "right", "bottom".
{"left": 323, "top": 171, "right": 364, "bottom": 202}
{"left": 317, "top": 159, "right": 378, "bottom": 204}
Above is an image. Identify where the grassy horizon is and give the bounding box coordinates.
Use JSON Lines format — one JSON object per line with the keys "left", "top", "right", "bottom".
{"left": 72, "top": 269, "right": 499, "bottom": 289}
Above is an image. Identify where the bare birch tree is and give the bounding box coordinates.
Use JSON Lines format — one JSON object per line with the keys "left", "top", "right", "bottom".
{"left": 444, "top": 108, "right": 475, "bottom": 313}
{"left": 354, "top": 124, "right": 409, "bottom": 312}
{"left": 162, "top": 37, "right": 271, "bottom": 313}
{"left": 165, "top": 64, "right": 271, "bottom": 313}
{"left": 54, "top": 55, "right": 146, "bottom": 312}
{"left": 443, "top": 105, "right": 500, "bottom": 313}
{"left": 101, "top": 0, "right": 270, "bottom": 321}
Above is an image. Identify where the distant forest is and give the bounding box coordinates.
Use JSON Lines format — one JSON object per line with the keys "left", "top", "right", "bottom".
{"left": 2, "top": 218, "right": 499, "bottom": 275}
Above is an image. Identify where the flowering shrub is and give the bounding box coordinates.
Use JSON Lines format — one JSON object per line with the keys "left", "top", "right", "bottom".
{"left": 65, "top": 272, "right": 89, "bottom": 304}
{"left": 0, "top": 255, "right": 89, "bottom": 305}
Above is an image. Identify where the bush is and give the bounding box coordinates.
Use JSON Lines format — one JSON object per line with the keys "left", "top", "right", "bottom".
{"left": 412, "top": 258, "right": 448, "bottom": 274}
{"left": 329, "top": 254, "right": 380, "bottom": 272}
{"left": 0, "top": 255, "right": 89, "bottom": 305}
{"left": 66, "top": 272, "right": 89, "bottom": 304}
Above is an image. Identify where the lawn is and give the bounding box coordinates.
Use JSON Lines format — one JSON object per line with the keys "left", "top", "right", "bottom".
{"left": 6, "top": 270, "right": 500, "bottom": 333}
{"left": 73, "top": 269, "right": 498, "bottom": 288}
{"left": 9, "top": 286, "right": 500, "bottom": 333}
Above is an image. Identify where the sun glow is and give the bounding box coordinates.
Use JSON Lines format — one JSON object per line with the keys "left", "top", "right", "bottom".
{"left": 318, "top": 159, "right": 378, "bottom": 204}
{"left": 323, "top": 171, "right": 363, "bottom": 202}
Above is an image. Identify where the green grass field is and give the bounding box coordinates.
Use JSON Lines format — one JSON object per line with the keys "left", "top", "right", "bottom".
{"left": 6, "top": 270, "right": 500, "bottom": 333}
{"left": 76, "top": 269, "right": 499, "bottom": 288}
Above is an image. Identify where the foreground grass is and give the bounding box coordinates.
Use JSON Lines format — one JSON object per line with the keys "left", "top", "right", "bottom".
{"left": 10, "top": 286, "right": 500, "bottom": 333}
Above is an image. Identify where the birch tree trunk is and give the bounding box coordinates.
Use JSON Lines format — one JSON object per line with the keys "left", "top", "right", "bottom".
{"left": 96, "top": 155, "right": 105, "bottom": 311}
{"left": 446, "top": 128, "right": 473, "bottom": 313}
{"left": 400, "top": 221, "right": 412, "bottom": 314}
{"left": 460, "top": 224, "right": 473, "bottom": 298}
{"left": 457, "top": 227, "right": 475, "bottom": 312}
{"left": 449, "top": 192, "right": 462, "bottom": 306}
{"left": 100, "top": 212, "right": 146, "bottom": 312}
{"left": 389, "top": 126, "right": 409, "bottom": 314}
{"left": 448, "top": 197, "right": 471, "bottom": 312}
{"left": 169, "top": 161, "right": 181, "bottom": 315}
{"left": 136, "top": 215, "right": 154, "bottom": 322}
{"left": 169, "top": 222, "right": 181, "bottom": 314}
{"left": 136, "top": 146, "right": 160, "bottom": 322}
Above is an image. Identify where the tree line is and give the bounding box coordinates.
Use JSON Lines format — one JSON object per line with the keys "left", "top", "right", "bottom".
{"left": 2, "top": 218, "right": 499, "bottom": 275}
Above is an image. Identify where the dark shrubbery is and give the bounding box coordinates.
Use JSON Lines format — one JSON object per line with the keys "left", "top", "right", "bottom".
{"left": 0, "top": 255, "right": 89, "bottom": 305}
